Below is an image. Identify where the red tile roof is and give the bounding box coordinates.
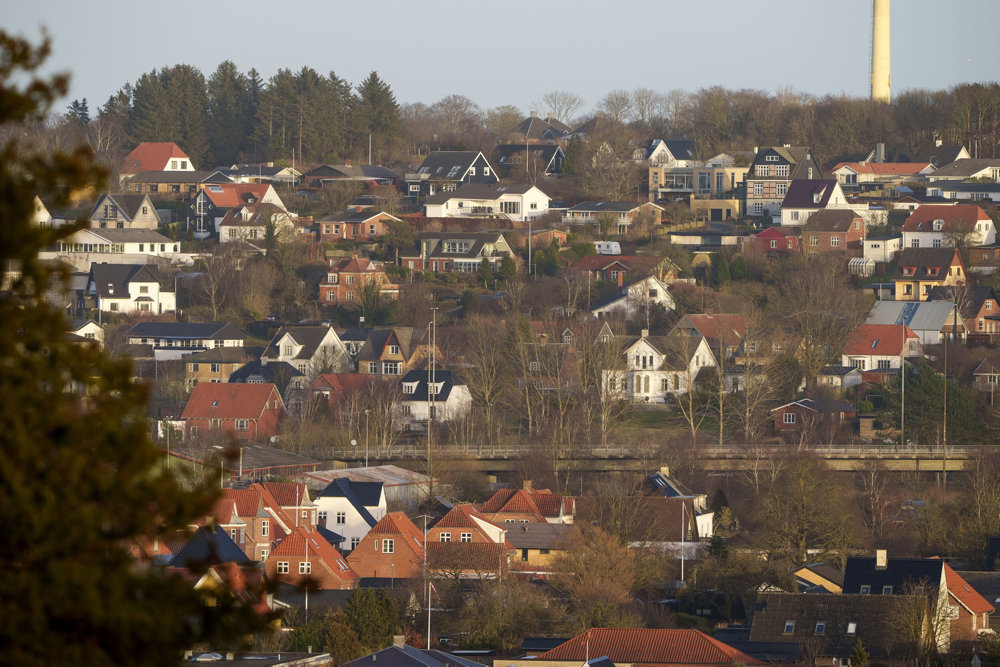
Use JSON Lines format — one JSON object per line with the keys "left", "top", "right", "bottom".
{"left": 269, "top": 525, "right": 358, "bottom": 587}
{"left": 427, "top": 541, "right": 511, "bottom": 574}
{"left": 573, "top": 255, "right": 641, "bottom": 272}
{"left": 311, "top": 373, "right": 374, "bottom": 393}
{"left": 842, "top": 324, "right": 917, "bottom": 357}
{"left": 903, "top": 204, "right": 990, "bottom": 233}
{"left": 943, "top": 561, "right": 994, "bottom": 615}
{"left": 203, "top": 184, "right": 273, "bottom": 208}
{"left": 223, "top": 488, "right": 265, "bottom": 518}
{"left": 262, "top": 481, "right": 311, "bottom": 508}
{"left": 212, "top": 498, "right": 243, "bottom": 525}
{"left": 683, "top": 314, "right": 747, "bottom": 347}
{"left": 368, "top": 511, "right": 427, "bottom": 553}
{"left": 121, "top": 142, "right": 191, "bottom": 174}
{"left": 538, "top": 628, "right": 764, "bottom": 665}
{"left": 181, "top": 383, "right": 281, "bottom": 420}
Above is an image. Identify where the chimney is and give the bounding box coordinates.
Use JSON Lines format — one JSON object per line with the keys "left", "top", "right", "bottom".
{"left": 641, "top": 329, "right": 649, "bottom": 338}
{"left": 345, "top": 159, "right": 352, "bottom": 166}
{"left": 523, "top": 479, "right": 533, "bottom": 491}
{"left": 753, "top": 146, "right": 759, "bottom": 154}
{"left": 529, "top": 110, "right": 537, "bottom": 118}
{"left": 876, "top": 142, "right": 885, "bottom": 163}
{"left": 392, "top": 635, "right": 406, "bottom": 648}
{"left": 875, "top": 549, "right": 888, "bottom": 569}
{"left": 660, "top": 465, "right": 670, "bottom": 476}
{"left": 935, "top": 137, "right": 943, "bottom": 148}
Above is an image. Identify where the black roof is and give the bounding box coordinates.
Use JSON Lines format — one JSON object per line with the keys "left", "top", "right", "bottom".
{"left": 88, "top": 263, "right": 163, "bottom": 299}
{"left": 166, "top": 525, "right": 251, "bottom": 569}
{"left": 315, "top": 478, "right": 381, "bottom": 527}
{"left": 841, "top": 555, "right": 943, "bottom": 594}
{"left": 399, "top": 369, "right": 463, "bottom": 403}
{"left": 228, "top": 360, "right": 303, "bottom": 384}
{"left": 126, "top": 321, "right": 244, "bottom": 341}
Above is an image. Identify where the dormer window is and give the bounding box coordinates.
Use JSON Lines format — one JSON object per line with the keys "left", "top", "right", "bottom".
{"left": 933, "top": 219, "right": 943, "bottom": 231}
{"left": 902, "top": 266, "right": 915, "bottom": 276}
{"left": 402, "top": 382, "right": 417, "bottom": 395}
{"left": 328, "top": 273, "right": 337, "bottom": 283}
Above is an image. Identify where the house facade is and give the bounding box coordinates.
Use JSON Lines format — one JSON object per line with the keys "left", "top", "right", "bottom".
{"left": 181, "top": 383, "right": 285, "bottom": 441}
{"left": 745, "top": 146, "right": 823, "bottom": 219}
{"left": 318, "top": 211, "right": 400, "bottom": 242}
{"left": 404, "top": 151, "right": 498, "bottom": 200}
{"left": 841, "top": 323, "right": 921, "bottom": 372}
{"left": 901, "top": 204, "right": 996, "bottom": 249}
{"left": 356, "top": 327, "right": 434, "bottom": 378}
{"left": 590, "top": 275, "right": 676, "bottom": 319}
{"left": 313, "top": 478, "right": 386, "bottom": 553}
{"left": 398, "top": 232, "right": 515, "bottom": 273}
{"left": 893, "top": 247, "right": 966, "bottom": 301}
{"left": 802, "top": 209, "right": 867, "bottom": 254}
{"left": 564, "top": 201, "right": 664, "bottom": 236}
{"left": 603, "top": 331, "right": 716, "bottom": 404}
{"left": 394, "top": 370, "right": 472, "bottom": 430}
{"left": 779, "top": 179, "right": 849, "bottom": 227}
{"left": 88, "top": 194, "right": 160, "bottom": 229}
{"left": 261, "top": 325, "right": 348, "bottom": 379}
{"left": 346, "top": 511, "right": 426, "bottom": 580}
{"left": 318, "top": 257, "right": 399, "bottom": 307}
{"left": 423, "top": 183, "right": 551, "bottom": 222}
{"left": 85, "top": 263, "right": 175, "bottom": 315}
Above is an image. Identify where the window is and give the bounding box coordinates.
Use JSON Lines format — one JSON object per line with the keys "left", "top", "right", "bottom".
{"left": 932, "top": 238, "right": 942, "bottom": 248}
{"left": 210, "top": 363, "right": 220, "bottom": 373}
{"left": 776, "top": 183, "right": 787, "bottom": 196}
{"left": 783, "top": 621, "right": 795, "bottom": 634}
{"left": 529, "top": 361, "right": 540, "bottom": 371}
{"left": 336, "top": 512, "right": 346, "bottom": 525}
{"left": 832, "top": 235, "right": 841, "bottom": 247}
{"left": 382, "top": 361, "right": 401, "bottom": 375}
{"left": 210, "top": 418, "right": 222, "bottom": 429}
{"left": 882, "top": 585, "right": 893, "bottom": 595}
{"left": 139, "top": 285, "right": 149, "bottom": 294}
{"left": 259, "top": 548, "right": 268, "bottom": 559}
{"left": 756, "top": 165, "right": 769, "bottom": 177}
{"left": 753, "top": 182, "right": 763, "bottom": 197}
{"left": 810, "top": 236, "right": 819, "bottom": 247}
{"left": 776, "top": 164, "right": 789, "bottom": 177}
{"left": 912, "top": 239, "right": 920, "bottom": 248}
{"left": 230, "top": 528, "right": 238, "bottom": 541}
{"left": 988, "top": 301, "right": 994, "bottom": 311}
{"left": 440, "top": 532, "right": 451, "bottom": 542}
{"left": 483, "top": 167, "right": 490, "bottom": 176}
{"left": 235, "top": 419, "right": 249, "bottom": 431}
{"left": 847, "top": 622, "right": 857, "bottom": 634}
{"left": 261, "top": 520, "right": 269, "bottom": 536}
{"left": 461, "top": 532, "right": 472, "bottom": 542}
{"left": 318, "top": 511, "right": 327, "bottom": 523}
{"left": 277, "top": 561, "right": 289, "bottom": 574}
{"left": 770, "top": 240, "right": 777, "bottom": 249}
{"left": 860, "top": 585, "right": 870, "bottom": 595}
{"left": 299, "top": 561, "right": 311, "bottom": 574}
{"left": 815, "top": 622, "right": 826, "bottom": 635}
{"left": 382, "top": 539, "right": 394, "bottom": 553}
{"left": 877, "top": 359, "right": 891, "bottom": 370}
{"left": 752, "top": 202, "right": 763, "bottom": 215}
{"left": 351, "top": 537, "right": 360, "bottom": 550}
{"left": 170, "top": 160, "right": 178, "bottom": 169}
{"left": 469, "top": 167, "right": 476, "bottom": 176}
{"left": 783, "top": 412, "right": 796, "bottom": 424}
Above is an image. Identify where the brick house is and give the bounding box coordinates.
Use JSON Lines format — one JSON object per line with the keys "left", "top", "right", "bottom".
{"left": 771, "top": 398, "right": 857, "bottom": 434}
{"left": 902, "top": 204, "right": 996, "bottom": 249}
{"left": 802, "top": 209, "right": 867, "bottom": 254}
{"left": 184, "top": 347, "right": 252, "bottom": 387}
{"left": 346, "top": 511, "right": 426, "bottom": 580}
{"left": 745, "top": 146, "right": 822, "bottom": 220}
{"left": 752, "top": 226, "right": 800, "bottom": 255}
{"left": 318, "top": 211, "right": 401, "bottom": 242}
{"left": 180, "top": 382, "right": 285, "bottom": 441}
{"left": 318, "top": 256, "right": 399, "bottom": 307}
{"left": 264, "top": 525, "right": 358, "bottom": 590}
{"left": 219, "top": 485, "right": 289, "bottom": 561}
{"left": 478, "top": 485, "right": 575, "bottom": 524}
{"left": 398, "top": 231, "right": 515, "bottom": 273}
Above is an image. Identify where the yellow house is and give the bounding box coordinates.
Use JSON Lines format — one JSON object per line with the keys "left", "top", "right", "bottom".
{"left": 185, "top": 348, "right": 252, "bottom": 388}
{"left": 507, "top": 523, "right": 573, "bottom": 578}
{"left": 893, "top": 247, "right": 966, "bottom": 301}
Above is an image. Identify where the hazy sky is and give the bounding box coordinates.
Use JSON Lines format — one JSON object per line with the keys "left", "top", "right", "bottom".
{"left": 6, "top": 0, "right": 999, "bottom": 117}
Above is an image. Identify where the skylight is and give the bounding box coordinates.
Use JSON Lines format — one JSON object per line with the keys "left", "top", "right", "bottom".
{"left": 871, "top": 339, "right": 879, "bottom": 349}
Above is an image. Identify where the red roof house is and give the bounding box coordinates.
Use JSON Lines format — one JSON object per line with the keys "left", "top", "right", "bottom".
{"left": 346, "top": 511, "right": 426, "bottom": 579}
{"left": 264, "top": 525, "right": 358, "bottom": 590}
{"left": 479, "top": 486, "right": 575, "bottom": 524}
{"left": 121, "top": 142, "right": 194, "bottom": 175}
{"left": 532, "top": 628, "right": 765, "bottom": 666}
{"left": 181, "top": 382, "right": 285, "bottom": 441}
{"left": 840, "top": 323, "right": 920, "bottom": 374}
{"left": 752, "top": 226, "right": 800, "bottom": 254}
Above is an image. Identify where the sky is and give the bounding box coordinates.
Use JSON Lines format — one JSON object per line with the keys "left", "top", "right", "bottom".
{"left": 5, "top": 0, "right": 999, "bottom": 118}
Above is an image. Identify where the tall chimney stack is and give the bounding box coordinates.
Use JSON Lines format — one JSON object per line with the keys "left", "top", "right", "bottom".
{"left": 871, "top": 0, "right": 891, "bottom": 102}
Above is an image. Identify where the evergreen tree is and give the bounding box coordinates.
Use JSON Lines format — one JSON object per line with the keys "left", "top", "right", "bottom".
{"left": 356, "top": 71, "right": 401, "bottom": 162}
{"left": 343, "top": 589, "right": 399, "bottom": 652}
{"left": 207, "top": 61, "right": 250, "bottom": 166}
{"left": 730, "top": 255, "right": 747, "bottom": 280}
{"left": 479, "top": 256, "right": 494, "bottom": 288}
{"left": 716, "top": 257, "right": 731, "bottom": 282}
{"left": 0, "top": 31, "right": 263, "bottom": 665}
{"left": 66, "top": 97, "right": 90, "bottom": 124}
{"left": 850, "top": 639, "right": 869, "bottom": 667}
{"left": 499, "top": 254, "right": 517, "bottom": 281}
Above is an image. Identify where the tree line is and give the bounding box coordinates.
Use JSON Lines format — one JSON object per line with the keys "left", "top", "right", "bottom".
{"left": 56, "top": 66, "right": 1000, "bottom": 176}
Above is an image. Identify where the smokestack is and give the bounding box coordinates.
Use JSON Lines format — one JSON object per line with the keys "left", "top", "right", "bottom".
{"left": 871, "top": 0, "right": 891, "bottom": 102}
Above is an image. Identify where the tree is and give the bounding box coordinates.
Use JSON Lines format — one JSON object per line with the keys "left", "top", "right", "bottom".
{"left": 478, "top": 256, "right": 494, "bottom": 288}
{"left": 207, "top": 61, "right": 251, "bottom": 166}
{"left": 850, "top": 639, "right": 869, "bottom": 667}
{"left": 319, "top": 609, "right": 366, "bottom": 663}
{"left": 66, "top": 97, "right": 90, "bottom": 124}
{"left": 462, "top": 315, "right": 511, "bottom": 447}
{"left": 538, "top": 90, "right": 584, "bottom": 124}
{"left": 498, "top": 254, "right": 516, "bottom": 281}
{"left": 343, "top": 588, "right": 399, "bottom": 653}
{"left": 0, "top": 31, "right": 265, "bottom": 665}
{"left": 356, "top": 71, "right": 402, "bottom": 162}
{"left": 730, "top": 255, "right": 747, "bottom": 280}
{"left": 458, "top": 577, "right": 564, "bottom": 652}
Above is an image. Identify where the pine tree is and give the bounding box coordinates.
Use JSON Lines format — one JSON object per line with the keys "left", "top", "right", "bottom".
{"left": 479, "top": 256, "right": 494, "bottom": 288}
{"left": 499, "top": 254, "right": 517, "bottom": 281}
{"left": 731, "top": 255, "right": 747, "bottom": 280}
{"left": 851, "top": 639, "right": 869, "bottom": 667}
{"left": 0, "top": 32, "right": 265, "bottom": 665}
{"left": 356, "top": 71, "right": 401, "bottom": 162}
{"left": 66, "top": 97, "right": 90, "bottom": 124}
{"left": 207, "top": 61, "right": 250, "bottom": 166}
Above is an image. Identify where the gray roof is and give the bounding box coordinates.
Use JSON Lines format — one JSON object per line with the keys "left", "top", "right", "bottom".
{"left": 182, "top": 347, "right": 252, "bottom": 363}
{"left": 166, "top": 525, "right": 251, "bottom": 568}
{"left": 92, "top": 193, "right": 149, "bottom": 220}
{"left": 424, "top": 182, "right": 535, "bottom": 205}
{"left": 229, "top": 360, "right": 303, "bottom": 384}
{"left": 866, "top": 300, "right": 955, "bottom": 332}
{"left": 505, "top": 522, "right": 573, "bottom": 549}
{"left": 803, "top": 209, "right": 861, "bottom": 232}
{"left": 781, "top": 179, "right": 838, "bottom": 209}
{"left": 927, "top": 158, "right": 1000, "bottom": 178}
{"left": 356, "top": 327, "right": 417, "bottom": 363}
{"left": 128, "top": 169, "right": 231, "bottom": 184}
{"left": 342, "top": 645, "right": 483, "bottom": 667}
{"left": 492, "top": 143, "right": 564, "bottom": 167}
{"left": 568, "top": 201, "right": 648, "bottom": 213}
{"left": 928, "top": 180, "right": 1000, "bottom": 194}
{"left": 88, "top": 263, "right": 163, "bottom": 299}
{"left": 262, "top": 326, "right": 335, "bottom": 361}
{"left": 415, "top": 151, "right": 482, "bottom": 178}
{"left": 307, "top": 164, "right": 400, "bottom": 181}
{"left": 86, "top": 228, "right": 174, "bottom": 243}
{"left": 126, "top": 321, "right": 244, "bottom": 341}
{"left": 398, "top": 369, "right": 463, "bottom": 403}
{"left": 316, "top": 478, "right": 381, "bottom": 527}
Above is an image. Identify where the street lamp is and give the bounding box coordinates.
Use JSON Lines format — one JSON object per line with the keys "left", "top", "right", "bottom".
{"left": 365, "top": 409, "right": 370, "bottom": 468}
{"left": 350, "top": 438, "right": 357, "bottom": 464}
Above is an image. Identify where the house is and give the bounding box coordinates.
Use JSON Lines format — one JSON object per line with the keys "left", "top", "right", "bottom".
{"left": 603, "top": 329, "right": 716, "bottom": 404}
{"left": 218, "top": 203, "right": 295, "bottom": 248}
{"left": 190, "top": 183, "right": 286, "bottom": 239}
{"left": 343, "top": 638, "right": 482, "bottom": 667}
{"left": 217, "top": 485, "right": 293, "bottom": 562}
{"left": 120, "top": 142, "right": 194, "bottom": 177}
{"left": 801, "top": 209, "right": 867, "bottom": 254}
{"left": 302, "top": 163, "right": 399, "bottom": 189}
{"left": 404, "top": 151, "right": 498, "bottom": 200}
{"left": 426, "top": 504, "right": 514, "bottom": 579}
{"left": 126, "top": 169, "right": 232, "bottom": 198}
{"left": 831, "top": 161, "right": 936, "bottom": 187}
{"left": 564, "top": 201, "right": 664, "bottom": 236}
{"left": 901, "top": 204, "right": 996, "bottom": 249}
{"left": 423, "top": 183, "right": 551, "bottom": 222}
{"left": 926, "top": 180, "right": 1000, "bottom": 203}
{"left": 52, "top": 228, "right": 181, "bottom": 271}
{"left": 779, "top": 179, "right": 849, "bottom": 227}
{"left": 346, "top": 511, "right": 426, "bottom": 580}
{"left": 841, "top": 323, "right": 921, "bottom": 373}
{"left": 398, "top": 232, "right": 515, "bottom": 273}
{"left": 184, "top": 347, "right": 251, "bottom": 387}
{"left": 752, "top": 226, "right": 800, "bottom": 255}
{"left": 68, "top": 318, "right": 103, "bottom": 347}
{"left": 590, "top": 275, "right": 675, "bottom": 319}
{"left": 126, "top": 321, "right": 245, "bottom": 359}
{"left": 794, "top": 562, "right": 845, "bottom": 593}
{"left": 301, "top": 466, "right": 432, "bottom": 512}
{"left": 745, "top": 146, "right": 823, "bottom": 220}
{"left": 264, "top": 525, "right": 358, "bottom": 590}
{"left": 771, "top": 398, "right": 857, "bottom": 434}
{"left": 356, "top": 327, "right": 435, "bottom": 378}
{"left": 221, "top": 163, "right": 303, "bottom": 185}
{"left": 479, "top": 485, "right": 575, "bottom": 525}
{"left": 505, "top": 111, "right": 572, "bottom": 143}
{"left": 261, "top": 325, "right": 348, "bottom": 379}
{"left": 394, "top": 370, "right": 472, "bottom": 431}
{"left": 635, "top": 138, "right": 697, "bottom": 167}
{"left": 864, "top": 232, "right": 902, "bottom": 263}
{"left": 842, "top": 552, "right": 993, "bottom": 646}
{"left": 972, "top": 358, "right": 1000, "bottom": 394}
{"left": 573, "top": 254, "right": 679, "bottom": 285}
{"left": 867, "top": 299, "right": 964, "bottom": 345}
{"left": 925, "top": 158, "right": 1000, "bottom": 182}
{"left": 506, "top": 522, "right": 574, "bottom": 577}
{"left": 642, "top": 467, "right": 714, "bottom": 539}
{"left": 816, "top": 365, "right": 865, "bottom": 390}
{"left": 893, "top": 247, "right": 966, "bottom": 301}
{"left": 968, "top": 243, "right": 1000, "bottom": 275}
{"left": 313, "top": 477, "right": 386, "bottom": 553}
{"left": 928, "top": 285, "right": 1000, "bottom": 338}
{"left": 500, "top": 628, "right": 764, "bottom": 667}
{"left": 748, "top": 592, "right": 924, "bottom": 663}
{"left": 318, "top": 256, "right": 399, "bottom": 307}
{"left": 671, "top": 313, "right": 747, "bottom": 361}
{"left": 317, "top": 211, "right": 400, "bottom": 242}
{"left": 229, "top": 361, "right": 305, "bottom": 391}
{"left": 310, "top": 373, "right": 374, "bottom": 412}
{"left": 492, "top": 144, "right": 567, "bottom": 176}
{"left": 88, "top": 193, "right": 160, "bottom": 229}
{"left": 261, "top": 481, "right": 319, "bottom": 528}
{"left": 84, "top": 263, "right": 175, "bottom": 315}
{"left": 180, "top": 382, "right": 285, "bottom": 441}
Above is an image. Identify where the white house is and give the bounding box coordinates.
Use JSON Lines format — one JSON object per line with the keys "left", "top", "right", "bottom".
{"left": 218, "top": 204, "right": 295, "bottom": 246}
{"left": 779, "top": 179, "right": 850, "bottom": 227}
{"left": 394, "top": 370, "right": 472, "bottom": 431}
{"left": 603, "top": 330, "right": 716, "bottom": 404}
{"left": 901, "top": 204, "right": 996, "bottom": 249}
{"left": 85, "top": 263, "right": 175, "bottom": 315}
{"left": 313, "top": 478, "right": 387, "bottom": 553}
{"left": 47, "top": 228, "right": 186, "bottom": 272}
{"left": 591, "top": 275, "right": 675, "bottom": 320}
{"left": 423, "top": 183, "right": 550, "bottom": 222}
{"left": 841, "top": 324, "right": 921, "bottom": 372}
{"left": 864, "top": 234, "right": 902, "bottom": 263}
{"left": 261, "top": 325, "right": 348, "bottom": 379}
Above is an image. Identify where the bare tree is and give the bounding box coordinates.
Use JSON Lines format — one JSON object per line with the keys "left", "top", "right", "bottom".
{"left": 597, "top": 90, "right": 636, "bottom": 124}
{"left": 856, "top": 458, "right": 897, "bottom": 547}
{"left": 462, "top": 315, "right": 511, "bottom": 446}
{"left": 579, "top": 323, "right": 630, "bottom": 449}
{"left": 538, "top": 90, "right": 584, "bottom": 124}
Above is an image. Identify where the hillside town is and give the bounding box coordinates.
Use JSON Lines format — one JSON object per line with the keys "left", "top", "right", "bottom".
{"left": 8, "top": 12, "right": 1000, "bottom": 667}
